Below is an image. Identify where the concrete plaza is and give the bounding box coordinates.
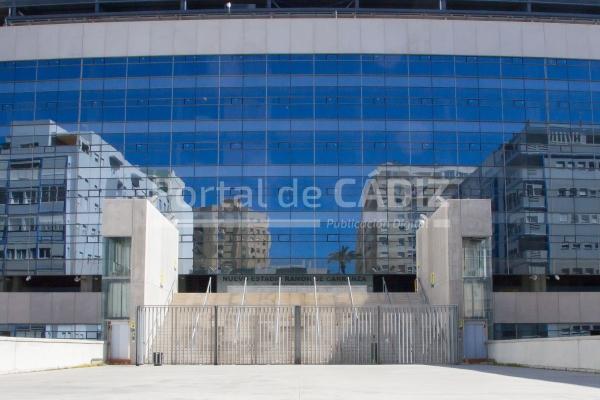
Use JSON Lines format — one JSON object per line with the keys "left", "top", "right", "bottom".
{"left": 0, "top": 365, "right": 599, "bottom": 400}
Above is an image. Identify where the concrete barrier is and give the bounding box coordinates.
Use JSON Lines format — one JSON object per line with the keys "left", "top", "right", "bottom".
{"left": 488, "top": 336, "right": 600, "bottom": 372}
{"left": 0, "top": 336, "right": 104, "bottom": 374}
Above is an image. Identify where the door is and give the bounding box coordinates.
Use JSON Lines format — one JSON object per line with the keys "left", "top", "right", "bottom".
{"left": 109, "top": 320, "right": 130, "bottom": 362}
{"left": 463, "top": 320, "right": 487, "bottom": 360}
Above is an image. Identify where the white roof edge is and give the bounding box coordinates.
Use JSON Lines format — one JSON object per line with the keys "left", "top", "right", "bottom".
{"left": 0, "top": 17, "right": 598, "bottom": 61}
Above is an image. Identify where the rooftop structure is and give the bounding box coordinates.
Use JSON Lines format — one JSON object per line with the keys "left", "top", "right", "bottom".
{"left": 4, "top": 0, "right": 600, "bottom": 25}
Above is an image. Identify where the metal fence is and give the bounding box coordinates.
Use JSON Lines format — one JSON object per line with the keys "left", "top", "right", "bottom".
{"left": 217, "top": 306, "right": 295, "bottom": 365}
{"left": 137, "top": 305, "right": 459, "bottom": 365}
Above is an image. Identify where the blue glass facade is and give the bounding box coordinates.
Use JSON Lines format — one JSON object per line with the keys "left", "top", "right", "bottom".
{"left": 1, "top": 54, "right": 600, "bottom": 277}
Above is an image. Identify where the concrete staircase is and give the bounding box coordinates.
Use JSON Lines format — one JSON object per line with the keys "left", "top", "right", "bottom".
{"left": 172, "top": 291, "right": 426, "bottom": 307}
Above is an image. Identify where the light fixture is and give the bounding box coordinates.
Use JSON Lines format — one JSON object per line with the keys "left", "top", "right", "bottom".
{"left": 554, "top": 275, "right": 561, "bottom": 281}
{"left": 25, "top": 275, "right": 32, "bottom": 282}
{"left": 529, "top": 274, "right": 538, "bottom": 281}
{"left": 226, "top": 2, "right": 232, "bottom": 12}
{"left": 74, "top": 276, "right": 81, "bottom": 283}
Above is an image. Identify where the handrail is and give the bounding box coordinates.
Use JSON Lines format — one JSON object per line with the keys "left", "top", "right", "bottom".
{"left": 203, "top": 276, "right": 212, "bottom": 306}
{"left": 417, "top": 276, "right": 431, "bottom": 305}
{"left": 347, "top": 276, "right": 359, "bottom": 320}
{"left": 234, "top": 277, "right": 247, "bottom": 337}
{"left": 7, "top": 6, "right": 600, "bottom": 27}
{"left": 382, "top": 277, "right": 392, "bottom": 305}
{"left": 191, "top": 277, "right": 211, "bottom": 344}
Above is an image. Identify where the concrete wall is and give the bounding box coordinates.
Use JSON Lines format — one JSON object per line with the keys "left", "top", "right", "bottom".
{"left": 416, "top": 199, "right": 492, "bottom": 319}
{"left": 0, "top": 336, "right": 103, "bottom": 374}
{"left": 0, "top": 292, "right": 101, "bottom": 325}
{"left": 1, "top": 18, "right": 600, "bottom": 61}
{"left": 493, "top": 292, "right": 600, "bottom": 324}
{"left": 101, "top": 198, "right": 179, "bottom": 314}
{"left": 102, "top": 198, "right": 179, "bottom": 363}
{"left": 143, "top": 201, "right": 179, "bottom": 307}
{"left": 417, "top": 204, "right": 450, "bottom": 306}
{"left": 488, "top": 336, "right": 600, "bottom": 372}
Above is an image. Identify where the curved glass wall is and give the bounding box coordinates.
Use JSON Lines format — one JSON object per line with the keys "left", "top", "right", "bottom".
{"left": 0, "top": 54, "right": 599, "bottom": 277}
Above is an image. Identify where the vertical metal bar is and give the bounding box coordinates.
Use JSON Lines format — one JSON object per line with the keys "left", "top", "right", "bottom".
{"left": 313, "top": 277, "right": 320, "bottom": 338}
{"left": 275, "top": 277, "right": 281, "bottom": 344}
{"left": 294, "top": 305, "right": 301, "bottom": 364}
{"left": 170, "top": 307, "right": 174, "bottom": 364}
{"left": 135, "top": 306, "right": 141, "bottom": 365}
{"left": 376, "top": 306, "right": 381, "bottom": 364}
{"left": 213, "top": 306, "right": 218, "bottom": 365}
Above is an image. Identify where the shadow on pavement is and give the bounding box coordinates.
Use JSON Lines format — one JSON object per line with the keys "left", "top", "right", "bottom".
{"left": 449, "top": 364, "right": 600, "bottom": 389}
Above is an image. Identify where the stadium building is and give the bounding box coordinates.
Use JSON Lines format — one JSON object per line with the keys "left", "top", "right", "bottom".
{"left": 1, "top": 0, "right": 600, "bottom": 359}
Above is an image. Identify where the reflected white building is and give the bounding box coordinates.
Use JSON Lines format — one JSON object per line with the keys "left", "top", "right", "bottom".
{"left": 0, "top": 121, "right": 192, "bottom": 275}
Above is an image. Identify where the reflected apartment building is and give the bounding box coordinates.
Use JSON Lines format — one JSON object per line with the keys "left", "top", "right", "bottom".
{"left": 0, "top": 120, "right": 192, "bottom": 288}
{"left": 356, "top": 164, "right": 475, "bottom": 274}
{"left": 463, "top": 123, "right": 600, "bottom": 278}
{"left": 193, "top": 199, "right": 270, "bottom": 274}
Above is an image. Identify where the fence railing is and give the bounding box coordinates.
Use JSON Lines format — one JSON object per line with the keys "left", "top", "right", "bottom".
{"left": 137, "top": 305, "right": 459, "bottom": 365}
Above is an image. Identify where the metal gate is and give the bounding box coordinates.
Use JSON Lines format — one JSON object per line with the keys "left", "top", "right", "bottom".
{"left": 137, "top": 305, "right": 459, "bottom": 365}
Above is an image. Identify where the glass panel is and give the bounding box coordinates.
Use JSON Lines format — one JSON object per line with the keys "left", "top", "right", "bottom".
{"left": 103, "top": 237, "right": 131, "bottom": 318}
{"left": 105, "top": 281, "right": 129, "bottom": 319}
{"left": 463, "top": 239, "right": 490, "bottom": 278}
{"left": 104, "top": 237, "right": 131, "bottom": 277}
{"left": 464, "top": 281, "right": 486, "bottom": 319}
{"left": 2, "top": 54, "right": 600, "bottom": 285}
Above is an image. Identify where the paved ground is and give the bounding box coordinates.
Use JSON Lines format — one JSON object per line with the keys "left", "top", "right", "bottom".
{"left": 1, "top": 364, "right": 598, "bottom": 399}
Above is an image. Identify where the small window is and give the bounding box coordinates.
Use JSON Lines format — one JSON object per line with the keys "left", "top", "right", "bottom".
{"left": 39, "top": 248, "right": 51, "bottom": 258}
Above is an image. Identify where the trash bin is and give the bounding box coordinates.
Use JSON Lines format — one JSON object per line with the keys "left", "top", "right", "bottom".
{"left": 153, "top": 352, "right": 163, "bottom": 366}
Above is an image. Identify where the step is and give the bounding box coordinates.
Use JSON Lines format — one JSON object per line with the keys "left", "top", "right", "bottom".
{"left": 171, "top": 292, "right": 425, "bottom": 307}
